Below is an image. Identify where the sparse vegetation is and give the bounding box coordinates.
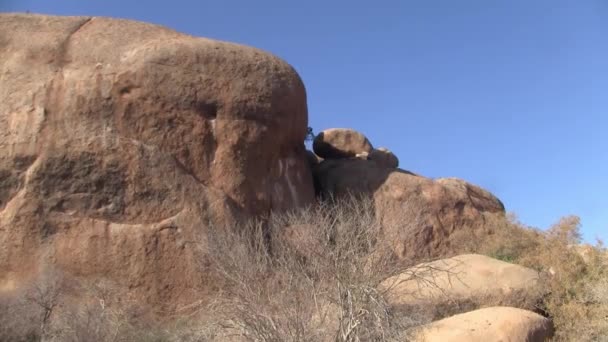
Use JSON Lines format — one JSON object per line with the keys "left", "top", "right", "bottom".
{"left": 1, "top": 198, "right": 605, "bottom": 341}
{"left": 202, "top": 195, "right": 429, "bottom": 341}
{"left": 0, "top": 272, "right": 196, "bottom": 342}
{"left": 0, "top": 196, "right": 437, "bottom": 342}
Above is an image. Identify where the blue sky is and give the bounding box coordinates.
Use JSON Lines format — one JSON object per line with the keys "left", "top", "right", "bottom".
{"left": 2, "top": 1, "right": 606, "bottom": 242}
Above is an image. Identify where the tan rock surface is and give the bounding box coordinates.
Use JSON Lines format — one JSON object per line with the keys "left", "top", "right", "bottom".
{"left": 0, "top": 13, "right": 314, "bottom": 310}
{"left": 414, "top": 306, "right": 554, "bottom": 342}
{"left": 380, "top": 254, "right": 541, "bottom": 307}
{"left": 312, "top": 128, "right": 373, "bottom": 159}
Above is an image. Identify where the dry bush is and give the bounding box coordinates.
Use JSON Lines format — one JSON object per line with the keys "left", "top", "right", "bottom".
{"left": 0, "top": 291, "right": 41, "bottom": 342}
{"left": 0, "top": 196, "right": 451, "bottom": 341}
{"left": 0, "top": 267, "right": 68, "bottom": 342}
{"left": 203, "top": 195, "right": 431, "bottom": 342}
{"left": 0, "top": 270, "right": 196, "bottom": 342}
{"left": 469, "top": 214, "right": 608, "bottom": 341}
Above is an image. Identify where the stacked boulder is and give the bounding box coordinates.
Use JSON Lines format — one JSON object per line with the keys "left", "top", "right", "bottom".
{"left": 1, "top": 16, "right": 547, "bottom": 340}
{"left": 310, "top": 128, "right": 505, "bottom": 259}
{"left": 309, "top": 131, "right": 553, "bottom": 339}
{"left": 312, "top": 128, "right": 399, "bottom": 169}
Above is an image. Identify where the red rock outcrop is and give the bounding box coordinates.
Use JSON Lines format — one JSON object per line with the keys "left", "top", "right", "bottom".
{"left": 0, "top": 13, "right": 314, "bottom": 309}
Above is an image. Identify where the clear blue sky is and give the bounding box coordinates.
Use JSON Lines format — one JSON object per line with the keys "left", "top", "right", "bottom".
{"left": 2, "top": 0, "right": 606, "bottom": 242}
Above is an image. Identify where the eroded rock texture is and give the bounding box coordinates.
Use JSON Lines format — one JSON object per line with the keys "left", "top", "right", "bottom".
{"left": 312, "top": 159, "right": 505, "bottom": 259}
{"left": 0, "top": 13, "right": 314, "bottom": 309}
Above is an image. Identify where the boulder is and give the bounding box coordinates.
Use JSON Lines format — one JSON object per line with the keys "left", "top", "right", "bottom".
{"left": 0, "top": 13, "right": 314, "bottom": 310}
{"left": 312, "top": 128, "right": 373, "bottom": 159}
{"left": 312, "top": 159, "right": 504, "bottom": 259}
{"left": 368, "top": 147, "right": 399, "bottom": 168}
{"left": 413, "top": 306, "right": 554, "bottom": 342}
{"left": 380, "top": 254, "right": 541, "bottom": 310}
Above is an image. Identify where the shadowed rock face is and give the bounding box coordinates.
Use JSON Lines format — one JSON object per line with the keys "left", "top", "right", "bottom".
{"left": 312, "top": 159, "right": 505, "bottom": 259}
{"left": 0, "top": 13, "right": 314, "bottom": 309}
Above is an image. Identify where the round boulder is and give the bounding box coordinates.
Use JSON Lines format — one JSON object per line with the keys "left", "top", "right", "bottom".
{"left": 0, "top": 13, "right": 314, "bottom": 311}
{"left": 379, "top": 254, "right": 542, "bottom": 312}
{"left": 413, "top": 306, "right": 554, "bottom": 342}
{"left": 313, "top": 128, "right": 373, "bottom": 159}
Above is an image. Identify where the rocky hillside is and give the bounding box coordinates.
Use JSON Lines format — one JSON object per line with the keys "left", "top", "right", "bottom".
{"left": 1, "top": 13, "right": 606, "bottom": 342}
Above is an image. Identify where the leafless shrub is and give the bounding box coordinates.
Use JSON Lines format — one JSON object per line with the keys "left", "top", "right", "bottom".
{"left": 0, "top": 291, "right": 41, "bottom": 342}
{"left": 0, "top": 267, "right": 67, "bottom": 342}
{"left": 203, "top": 195, "right": 432, "bottom": 341}
{"left": 0, "top": 271, "right": 187, "bottom": 342}
{"left": 26, "top": 268, "right": 67, "bottom": 339}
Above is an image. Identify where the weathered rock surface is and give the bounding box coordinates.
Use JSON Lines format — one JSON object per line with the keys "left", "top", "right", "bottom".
{"left": 306, "top": 150, "right": 323, "bottom": 166}
{"left": 368, "top": 147, "right": 399, "bottom": 168}
{"left": 0, "top": 13, "right": 314, "bottom": 309}
{"left": 312, "top": 128, "right": 373, "bottom": 159}
{"left": 312, "top": 159, "right": 504, "bottom": 259}
{"left": 414, "top": 306, "right": 554, "bottom": 342}
{"left": 380, "top": 254, "right": 541, "bottom": 309}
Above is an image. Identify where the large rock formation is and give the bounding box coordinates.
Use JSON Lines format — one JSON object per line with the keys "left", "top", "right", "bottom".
{"left": 309, "top": 128, "right": 504, "bottom": 260}
{"left": 0, "top": 14, "right": 314, "bottom": 309}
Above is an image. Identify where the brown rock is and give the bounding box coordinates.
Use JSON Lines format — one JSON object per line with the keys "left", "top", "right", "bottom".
{"left": 368, "top": 147, "right": 399, "bottom": 168}
{"left": 380, "top": 254, "right": 541, "bottom": 309}
{"left": 0, "top": 13, "right": 314, "bottom": 310}
{"left": 306, "top": 150, "right": 323, "bottom": 166}
{"left": 312, "top": 159, "right": 504, "bottom": 259}
{"left": 414, "top": 306, "right": 554, "bottom": 342}
{"left": 312, "top": 128, "right": 373, "bottom": 159}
